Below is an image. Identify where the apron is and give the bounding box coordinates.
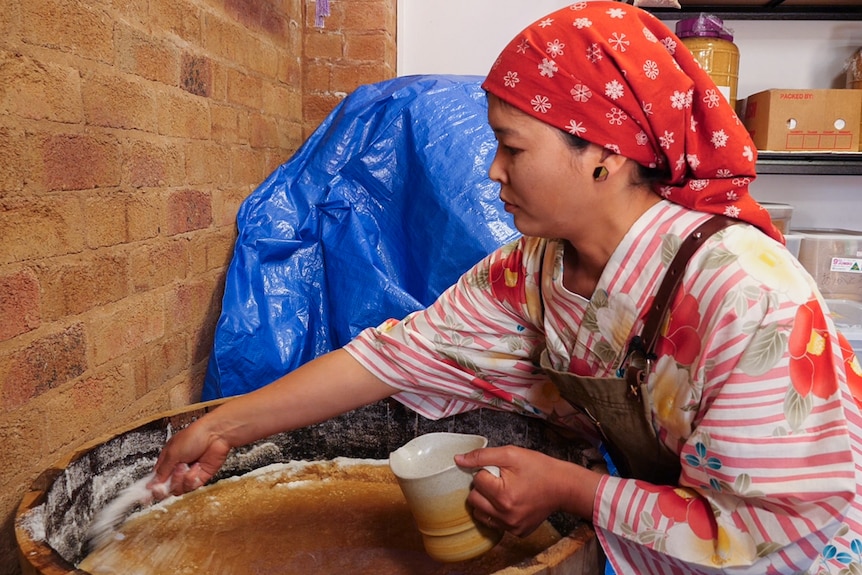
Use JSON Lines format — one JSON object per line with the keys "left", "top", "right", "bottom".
{"left": 541, "top": 350, "right": 680, "bottom": 484}
{"left": 544, "top": 216, "right": 736, "bottom": 486}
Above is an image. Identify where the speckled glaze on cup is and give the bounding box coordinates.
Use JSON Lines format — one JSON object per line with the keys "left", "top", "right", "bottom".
{"left": 389, "top": 432, "right": 503, "bottom": 563}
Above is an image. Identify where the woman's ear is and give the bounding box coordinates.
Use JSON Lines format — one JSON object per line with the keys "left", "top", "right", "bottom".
{"left": 595, "top": 148, "right": 629, "bottom": 181}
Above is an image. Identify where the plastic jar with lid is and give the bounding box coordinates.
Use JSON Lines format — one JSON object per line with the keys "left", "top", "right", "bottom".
{"left": 676, "top": 14, "right": 740, "bottom": 110}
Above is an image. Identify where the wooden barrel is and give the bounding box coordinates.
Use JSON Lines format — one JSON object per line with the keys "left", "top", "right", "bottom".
{"left": 16, "top": 400, "right": 602, "bottom": 575}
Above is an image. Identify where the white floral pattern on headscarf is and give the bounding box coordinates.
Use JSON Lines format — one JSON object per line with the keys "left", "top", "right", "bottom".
{"left": 482, "top": 1, "right": 783, "bottom": 243}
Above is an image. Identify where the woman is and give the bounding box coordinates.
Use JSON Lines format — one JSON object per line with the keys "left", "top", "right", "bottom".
{"left": 154, "top": 3, "right": 862, "bottom": 573}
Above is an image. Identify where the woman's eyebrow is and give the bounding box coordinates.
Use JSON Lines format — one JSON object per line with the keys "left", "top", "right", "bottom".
{"left": 491, "top": 126, "right": 519, "bottom": 138}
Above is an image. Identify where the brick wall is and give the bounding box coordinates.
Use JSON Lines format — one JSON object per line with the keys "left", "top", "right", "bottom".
{"left": 303, "top": 0, "right": 397, "bottom": 136}
{"left": 0, "top": 0, "right": 396, "bottom": 571}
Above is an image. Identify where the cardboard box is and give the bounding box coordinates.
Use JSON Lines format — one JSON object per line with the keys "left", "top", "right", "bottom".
{"left": 740, "top": 89, "right": 862, "bottom": 152}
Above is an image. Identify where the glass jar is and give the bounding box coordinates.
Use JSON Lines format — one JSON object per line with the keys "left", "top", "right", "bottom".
{"left": 676, "top": 14, "right": 740, "bottom": 110}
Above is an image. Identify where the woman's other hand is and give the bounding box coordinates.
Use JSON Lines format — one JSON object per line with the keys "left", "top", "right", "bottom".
{"left": 455, "top": 445, "right": 601, "bottom": 537}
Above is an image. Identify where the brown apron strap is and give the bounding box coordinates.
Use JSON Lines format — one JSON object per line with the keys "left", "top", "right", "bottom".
{"left": 630, "top": 216, "right": 737, "bottom": 373}
{"left": 549, "top": 216, "right": 739, "bottom": 484}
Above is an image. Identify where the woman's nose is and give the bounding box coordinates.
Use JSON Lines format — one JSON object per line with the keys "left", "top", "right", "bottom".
{"left": 488, "top": 148, "right": 505, "bottom": 184}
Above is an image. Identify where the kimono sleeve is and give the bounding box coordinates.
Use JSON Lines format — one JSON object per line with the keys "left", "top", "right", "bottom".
{"left": 343, "top": 237, "right": 555, "bottom": 420}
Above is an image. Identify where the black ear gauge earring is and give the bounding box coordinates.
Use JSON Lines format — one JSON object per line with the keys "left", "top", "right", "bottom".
{"left": 593, "top": 165, "right": 609, "bottom": 182}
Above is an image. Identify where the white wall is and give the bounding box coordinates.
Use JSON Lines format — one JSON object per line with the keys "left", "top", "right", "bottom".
{"left": 396, "top": 0, "right": 574, "bottom": 78}
{"left": 397, "top": 1, "right": 862, "bottom": 231}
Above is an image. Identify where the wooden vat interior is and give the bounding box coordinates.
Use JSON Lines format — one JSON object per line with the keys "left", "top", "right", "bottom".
{"left": 16, "top": 400, "right": 602, "bottom": 575}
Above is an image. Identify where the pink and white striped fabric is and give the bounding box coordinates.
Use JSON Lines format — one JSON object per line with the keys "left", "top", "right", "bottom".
{"left": 345, "top": 201, "right": 862, "bottom": 573}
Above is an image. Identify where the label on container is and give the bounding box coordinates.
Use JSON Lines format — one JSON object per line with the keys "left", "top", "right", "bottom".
{"left": 831, "top": 257, "right": 862, "bottom": 274}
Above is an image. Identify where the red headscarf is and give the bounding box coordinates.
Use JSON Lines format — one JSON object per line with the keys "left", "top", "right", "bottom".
{"left": 482, "top": 1, "right": 783, "bottom": 243}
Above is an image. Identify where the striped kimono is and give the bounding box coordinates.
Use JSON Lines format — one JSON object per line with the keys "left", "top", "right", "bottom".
{"left": 345, "top": 200, "right": 862, "bottom": 574}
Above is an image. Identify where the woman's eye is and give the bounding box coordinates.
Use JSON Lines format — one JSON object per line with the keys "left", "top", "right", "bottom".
{"left": 503, "top": 145, "right": 521, "bottom": 155}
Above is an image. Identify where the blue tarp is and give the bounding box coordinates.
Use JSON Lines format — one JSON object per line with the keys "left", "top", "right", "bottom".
{"left": 203, "top": 75, "right": 520, "bottom": 400}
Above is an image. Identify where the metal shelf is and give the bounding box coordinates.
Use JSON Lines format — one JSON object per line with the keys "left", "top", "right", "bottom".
{"left": 756, "top": 152, "right": 862, "bottom": 175}
{"left": 650, "top": 7, "right": 862, "bottom": 20}
{"left": 631, "top": 1, "right": 862, "bottom": 20}
{"left": 623, "top": 2, "right": 862, "bottom": 174}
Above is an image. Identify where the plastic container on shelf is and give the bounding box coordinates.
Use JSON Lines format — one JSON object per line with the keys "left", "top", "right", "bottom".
{"left": 827, "top": 298, "right": 862, "bottom": 358}
{"left": 784, "top": 233, "right": 802, "bottom": 259}
{"left": 795, "top": 229, "right": 862, "bottom": 302}
{"left": 761, "top": 202, "right": 795, "bottom": 235}
{"left": 676, "top": 14, "right": 740, "bottom": 110}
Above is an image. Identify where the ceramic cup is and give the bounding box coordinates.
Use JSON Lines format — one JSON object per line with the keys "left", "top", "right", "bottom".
{"left": 388, "top": 432, "right": 503, "bottom": 563}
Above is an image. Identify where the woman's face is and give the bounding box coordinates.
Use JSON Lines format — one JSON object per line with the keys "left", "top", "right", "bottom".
{"left": 487, "top": 94, "right": 599, "bottom": 239}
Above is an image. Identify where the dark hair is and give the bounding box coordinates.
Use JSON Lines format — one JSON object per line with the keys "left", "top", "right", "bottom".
{"left": 559, "top": 130, "right": 668, "bottom": 185}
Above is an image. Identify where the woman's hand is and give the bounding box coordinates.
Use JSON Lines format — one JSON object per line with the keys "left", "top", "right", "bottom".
{"left": 455, "top": 445, "right": 602, "bottom": 537}
{"left": 151, "top": 418, "right": 232, "bottom": 496}
{"left": 148, "top": 350, "right": 396, "bottom": 498}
